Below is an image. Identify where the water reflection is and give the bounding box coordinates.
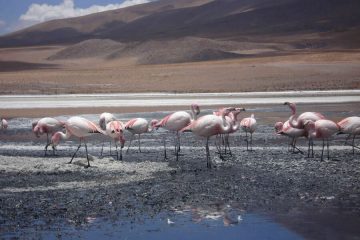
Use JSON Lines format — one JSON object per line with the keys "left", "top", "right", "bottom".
{"left": 2, "top": 204, "right": 303, "bottom": 240}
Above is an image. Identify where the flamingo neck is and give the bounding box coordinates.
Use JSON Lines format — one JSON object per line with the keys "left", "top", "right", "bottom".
{"left": 230, "top": 112, "right": 241, "bottom": 132}
{"left": 59, "top": 130, "right": 72, "bottom": 140}
{"left": 148, "top": 125, "right": 154, "bottom": 132}
{"left": 221, "top": 113, "right": 231, "bottom": 133}
{"left": 289, "top": 114, "right": 301, "bottom": 129}
{"left": 190, "top": 106, "right": 198, "bottom": 121}
{"left": 306, "top": 128, "right": 316, "bottom": 139}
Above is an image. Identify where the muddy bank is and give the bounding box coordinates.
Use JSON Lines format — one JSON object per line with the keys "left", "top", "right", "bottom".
{"left": 0, "top": 106, "right": 360, "bottom": 239}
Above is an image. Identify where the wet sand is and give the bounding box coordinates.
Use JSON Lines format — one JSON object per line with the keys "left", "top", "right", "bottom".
{"left": 1, "top": 104, "right": 360, "bottom": 239}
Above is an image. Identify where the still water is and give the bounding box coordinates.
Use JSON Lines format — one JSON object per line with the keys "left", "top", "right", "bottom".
{"left": 3, "top": 208, "right": 302, "bottom": 240}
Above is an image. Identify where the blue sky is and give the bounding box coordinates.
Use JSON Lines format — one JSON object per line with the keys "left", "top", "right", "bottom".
{"left": 0, "top": 0, "right": 151, "bottom": 35}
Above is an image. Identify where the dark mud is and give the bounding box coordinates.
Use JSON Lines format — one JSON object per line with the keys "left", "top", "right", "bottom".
{"left": 0, "top": 109, "right": 360, "bottom": 239}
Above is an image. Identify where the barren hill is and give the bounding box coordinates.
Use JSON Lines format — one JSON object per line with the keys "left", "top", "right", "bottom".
{"left": 48, "top": 39, "right": 124, "bottom": 60}
{"left": 1, "top": 0, "right": 359, "bottom": 48}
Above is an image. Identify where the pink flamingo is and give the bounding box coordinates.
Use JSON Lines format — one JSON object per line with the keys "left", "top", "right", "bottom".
{"left": 1, "top": 118, "right": 8, "bottom": 130}
{"left": 32, "top": 117, "right": 64, "bottom": 156}
{"left": 155, "top": 104, "right": 200, "bottom": 160}
{"left": 240, "top": 114, "right": 257, "bottom": 151}
{"left": 337, "top": 116, "right": 360, "bottom": 154}
{"left": 181, "top": 107, "right": 235, "bottom": 168}
{"left": 275, "top": 120, "right": 306, "bottom": 153}
{"left": 99, "top": 112, "right": 116, "bottom": 130}
{"left": 284, "top": 102, "right": 325, "bottom": 129}
{"left": 51, "top": 116, "right": 105, "bottom": 168}
{"left": 105, "top": 120, "right": 126, "bottom": 160}
{"left": 303, "top": 119, "right": 339, "bottom": 161}
{"left": 222, "top": 108, "right": 246, "bottom": 155}
{"left": 99, "top": 112, "right": 117, "bottom": 157}
{"left": 124, "top": 118, "right": 158, "bottom": 153}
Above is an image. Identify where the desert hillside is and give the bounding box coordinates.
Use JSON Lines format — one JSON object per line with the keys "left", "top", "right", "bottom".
{"left": 1, "top": 0, "right": 359, "bottom": 48}
{"left": 0, "top": 0, "right": 359, "bottom": 94}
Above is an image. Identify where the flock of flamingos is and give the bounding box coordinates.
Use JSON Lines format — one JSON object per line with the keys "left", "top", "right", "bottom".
{"left": 1, "top": 102, "right": 359, "bottom": 169}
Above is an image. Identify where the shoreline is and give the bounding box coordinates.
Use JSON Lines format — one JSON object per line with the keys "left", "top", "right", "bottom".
{"left": 1, "top": 90, "right": 359, "bottom": 118}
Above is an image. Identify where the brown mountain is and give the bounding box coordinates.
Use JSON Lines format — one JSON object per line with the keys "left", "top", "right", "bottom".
{"left": 1, "top": 0, "right": 360, "bottom": 48}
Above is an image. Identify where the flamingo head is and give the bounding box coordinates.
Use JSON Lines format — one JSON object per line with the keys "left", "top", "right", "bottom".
{"left": 99, "top": 117, "right": 106, "bottom": 130}
{"left": 191, "top": 103, "right": 201, "bottom": 116}
{"left": 303, "top": 120, "right": 315, "bottom": 130}
{"left": 152, "top": 119, "right": 161, "bottom": 130}
{"left": 274, "top": 122, "right": 284, "bottom": 133}
{"left": 32, "top": 121, "right": 38, "bottom": 130}
{"left": 284, "top": 102, "right": 296, "bottom": 114}
{"left": 232, "top": 108, "right": 246, "bottom": 120}
{"left": 109, "top": 121, "right": 123, "bottom": 136}
{"left": 223, "top": 107, "right": 236, "bottom": 116}
{"left": 33, "top": 125, "right": 41, "bottom": 138}
{"left": 150, "top": 119, "right": 159, "bottom": 129}
{"left": 51, "top": 132, "right": 62, "bottom": 147}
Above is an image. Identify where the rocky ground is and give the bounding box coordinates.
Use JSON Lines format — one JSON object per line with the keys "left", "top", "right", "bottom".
{"left": 0, "top": 112, "right": 359, "bottom": 239}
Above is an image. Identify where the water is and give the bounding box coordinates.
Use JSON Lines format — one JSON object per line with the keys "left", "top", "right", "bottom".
{"left": 0, "top": 90, "right": 359, "bottom": 109}
{"left": 2, "top": 208, "right": 303, "bottom": 240}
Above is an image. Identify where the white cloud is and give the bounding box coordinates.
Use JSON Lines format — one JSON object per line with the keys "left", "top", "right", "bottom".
{"left": 20, "top": 0, "right": 150, "bottom": 23}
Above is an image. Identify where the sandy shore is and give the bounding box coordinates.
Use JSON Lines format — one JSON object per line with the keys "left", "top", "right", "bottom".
{"left": 1, "top": 104, "right": 360, "bottom": 238}
{"left": 1, "top": 48, "right": 360, "bottom": 95}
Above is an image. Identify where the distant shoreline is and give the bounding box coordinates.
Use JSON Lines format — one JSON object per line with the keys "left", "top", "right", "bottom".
{"left": 0, "top": 90, "right": 359, "bottom": 118}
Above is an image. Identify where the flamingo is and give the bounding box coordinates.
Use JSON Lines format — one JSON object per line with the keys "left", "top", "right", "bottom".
{"left": 337, "top": 116, "right": 360, "bottom": 154}
{"left": 51, "top": 116, "right": 105, "bottom": 168}
{"left": 284, "top": 102, "right": 325, "bottom": 129}
{"left": 240, "top": 114, "right": 257, "bottom": 151}
{"left": 105, "top": 120, "right": 126, "bottom": 160}
{"left": 181, "top": 107, "right": 235, "bottom": 169}
{"left": 99, "top": 112, "right": 116, "bottom": 157}
{"left": 155, "top": 104, "right": 200, "bottom": 160}
{"left": 222, "top": 108, "right": 246, "bottom": 155}
{"left": 275, "top": 120, "right": 306, "bottom": 153}
{"left": 32, "top": 117, "right": 64, "bottom": 156}
{"left": 124, "top": 118, "right": 158, "bottom": 153}
{"left": 1, "top": 118, "right": 8, "bottom": 130}
{"left": 303, "top": 119, "right": 339, "bottom": 161}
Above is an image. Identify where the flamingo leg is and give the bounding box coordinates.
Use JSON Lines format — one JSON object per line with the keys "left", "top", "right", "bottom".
{"left": 109, "top": 141, "right": 112, "bottom": 155}
{"left": 163, "top": 134, "right": 168, "bottom": 160}
{"left": 311, "top": 139, "right": 314, "bottom": 158}
{"left": 215, "top": 135, "right": 221, "bottom": 154}
{"left": 44, "top": 133, "right": 50, "bottom": 156}
{"left": 69, "top": 141, "right": 82, "bottom": 164}
{"left": 126, "top": 134, "right": 134, "bottom": 153}
{"left": 321, "top": 139, "right": 325, "bottom": 161}
{"left": 226, "top": 134, "right": 232, "bottom": 156}
{"left": 250, "top": 133, "right": 253, "bottom": 151}
{"left": 84, "top": 141, "right": 90, "bottom": 168}
{"left": 173, "top": 132, "right": 177, "bottom": 153}
{"left": 352, "top": 135, "right": 356, "bottom": 154}
{"left": 293, "top": 139, "right": 303, "bottom": 154}
{"left": 115, "top": 142, "right": 119, "bottom": 160}
{"left": 138, "top": 134, "right": 142, "bottom": 153}
{"left": 175, "top": 132, "right": 179, "bottom": 161}
{"left": 307, "top": 139, "right": 311, "bottom": 158}
{"left": 119, "top": 144, "right": 123, "bottom": 160}
{"left": 206, "top": 137, "right": 211, "bottom": 169}
{"left": 245, "top": 131, "right": 249, "bottom": 151}
{"left": 100, "top": 142, "right": 104, "bottom": 158}
{"left": 327, "top": 139, "right": 330, "bottom": 160}
{"left": 344, "top": 134, "right": 352, "bottom": 146}
{"left": 292, "top": 137, "right": 295, "bottom": 152}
